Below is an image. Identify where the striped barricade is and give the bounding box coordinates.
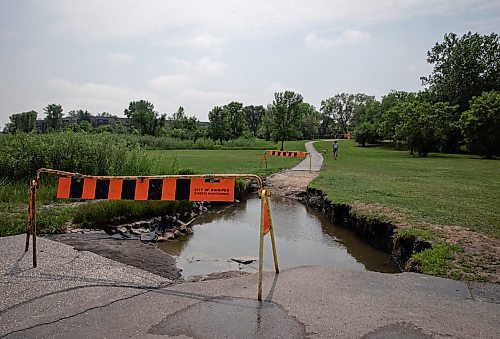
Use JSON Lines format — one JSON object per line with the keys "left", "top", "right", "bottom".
{"left": 24, "top": 168, "right": 278, "bottom": 300}
{"left": 266, "top": 150, "right": 312, "bottom": 172}
{"left": 267, "top": 150, "right": 308, "bottom": 158}
{"left": 57, "top": 176, "right": 235, "bottom": 202}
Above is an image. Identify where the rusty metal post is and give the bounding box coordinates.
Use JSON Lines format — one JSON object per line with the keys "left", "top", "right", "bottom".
{"left": 266, "top": 191, "right": 279, "bottom": 273}
{"left": 25, "top": 182, "right": 32, "bottom": 252}
{"left": 30, "top": 180, "right": 38, "bottom": 267}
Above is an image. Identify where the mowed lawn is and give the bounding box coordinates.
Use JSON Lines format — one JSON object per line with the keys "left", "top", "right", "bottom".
{"left": 311, "top": 140, "right": 500, "bottom": 238}
{"left": 147, "top": 140, "right": 307, "bottom": 176}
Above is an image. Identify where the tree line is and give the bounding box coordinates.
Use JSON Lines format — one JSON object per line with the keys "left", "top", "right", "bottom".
{"left": 3, "top": 31, "right": 499, "bottom": 157}
{"left": 352, "top": 32, "right": 500, "bottom": 158}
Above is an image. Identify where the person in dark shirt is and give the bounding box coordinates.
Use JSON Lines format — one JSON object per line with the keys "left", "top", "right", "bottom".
{"left": 333, "top": 140, "right": 339, "bottom": 160}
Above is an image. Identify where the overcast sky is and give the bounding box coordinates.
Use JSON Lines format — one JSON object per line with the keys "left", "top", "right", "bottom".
{"left": 1, "top": 0, "right": 499, "bottom": 127}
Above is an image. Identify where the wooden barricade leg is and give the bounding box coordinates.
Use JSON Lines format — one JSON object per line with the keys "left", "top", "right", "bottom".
{"left": 265, "top": 192, "right": 279, "bottom": 273}
{"left": 258, "top": 189, "right": 266, "bottom": 301}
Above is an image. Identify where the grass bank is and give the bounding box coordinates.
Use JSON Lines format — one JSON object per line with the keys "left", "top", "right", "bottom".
{"left": 0, "top": 140, "right": 306, "bottom": 237}
{"left": 312, "top": 140, "right": 499, "bottom": 238}
{"left": 311, "top": 140, "right": 500, "bottom": 281}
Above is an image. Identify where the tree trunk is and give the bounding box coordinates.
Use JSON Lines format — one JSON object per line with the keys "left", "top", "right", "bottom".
{"left": 280, "top": 139, "right": 284, "bottom": 151}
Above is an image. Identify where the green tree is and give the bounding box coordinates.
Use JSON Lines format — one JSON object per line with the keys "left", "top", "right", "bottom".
{"left": 459, "top": 91, "right": 500, "bottom": 158}
{"left": 299, "top": 103, "right": 321, "bottom": 140}
{"left": 421, "top": 32, "right": 499, "bottom": 152}
{"left": 7, "top": 110, "right": 37, "bottom": 133}
{"left": 354, "top": 122, "right": 379, "bottom": 147}
{"left": 352, "top": 98, "right": 383, "bottom": 146}
{"left": 396, "top": 101, "right": 456, "bottom": 156}
{"left": 244, "top": 105, "right": 265, "bottom": 137}
{"left": 321, "top": 93, "right": 371, "bottom": 133}
{"left": 208, "top": 106, "right": 230, "bottom": 144}
{"left": 67, "top": 109, "right": 92, "bottom": 122}
{"left": 171, "top": 106, "right": 187, "bottom": 129}
{"left": 268, "top": 91, "right": 304, "bottom": 150}
{"left": 185, "top": 116, "right": 201, "bottom": 143}
{"left": 318, "top": 112, "right": 335, "bottom": 138}
{"left": 258, "top": 107, "right": 273, "bottom": 141}
{"left": 224, "top": 101, "right": 247, "bottom": 139}
{"left": 98, "top": 112, "right": 115, "bottom": 118}
{"left": 44, "top": 104, "right": 63, "bottom": 131}
{"left": 124, "top": 100, "right": 160, "bottom": 135}
{"left": 379, "top": 91, "right": 417, "bottom": 141}
{"left": 422, "top": 32, "right": 500, "bottom": 113}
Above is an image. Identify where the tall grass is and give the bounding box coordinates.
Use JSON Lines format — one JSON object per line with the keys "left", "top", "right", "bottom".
{"left": 0, "top": 132, "right": 153, "bottom": 180}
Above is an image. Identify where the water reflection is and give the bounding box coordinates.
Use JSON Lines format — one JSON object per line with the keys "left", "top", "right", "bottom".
{"left": 157, "top": 195, "right": 399, "bottom": 277}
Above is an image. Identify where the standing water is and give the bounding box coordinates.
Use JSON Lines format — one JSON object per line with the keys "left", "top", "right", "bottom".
{"left": 158, "top": 195, "right": 399, "bottom": 277}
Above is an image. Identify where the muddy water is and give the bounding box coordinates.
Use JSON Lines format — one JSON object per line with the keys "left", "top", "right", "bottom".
{"left": 158, "top": 195, "right": 399, "bottom": 278}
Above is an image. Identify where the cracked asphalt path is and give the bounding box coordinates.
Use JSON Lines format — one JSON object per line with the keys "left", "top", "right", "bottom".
{"left": 1, "top": 235, "right": 499, "bottom": 338}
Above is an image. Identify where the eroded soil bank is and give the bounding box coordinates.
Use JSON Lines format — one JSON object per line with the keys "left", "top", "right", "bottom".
{"left": 267, "top": 169, "right": 499, "bottom": 283}
{"left": 47, "top": 168, "right": 499, "bottom": 283}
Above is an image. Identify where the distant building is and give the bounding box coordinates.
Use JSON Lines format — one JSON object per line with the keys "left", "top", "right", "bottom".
{"left": 35, "top": 116, "right": 131, "bottom": 132}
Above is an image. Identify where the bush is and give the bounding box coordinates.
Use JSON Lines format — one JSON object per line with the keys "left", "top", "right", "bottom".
{"left": 460, "top": 91, "right": 500, "bottom": 158}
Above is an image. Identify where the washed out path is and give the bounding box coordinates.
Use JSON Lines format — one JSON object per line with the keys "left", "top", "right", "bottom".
{"left": 1, "top": 235, "right": 499, "bottom": 338}
{"left": 266, "top": 141, "right": 325, "bottom": 197}
{"left": 2, "top": 141, "right": 500, "bottom": 338}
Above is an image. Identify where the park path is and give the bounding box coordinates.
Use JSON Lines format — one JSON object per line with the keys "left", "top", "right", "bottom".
{"left": 266, "top": 140, "right": 326, "bottom": 197}
{"left": 292, "top": 140, "right": 324, "bottom": 171}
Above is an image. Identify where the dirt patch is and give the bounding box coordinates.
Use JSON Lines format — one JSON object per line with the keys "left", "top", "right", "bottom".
{"left": 48, "top": 233, "right": 181, "bottom": 280}
{"left": 266, "top": 170, "right": 319, "bottom": 198}
{"left": 427, "top": 224, "right": 500, "bottom": 283}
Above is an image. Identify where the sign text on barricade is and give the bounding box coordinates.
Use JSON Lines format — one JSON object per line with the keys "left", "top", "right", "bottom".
{"left": 24, "top": 168, "right": 278, "bottom": 300}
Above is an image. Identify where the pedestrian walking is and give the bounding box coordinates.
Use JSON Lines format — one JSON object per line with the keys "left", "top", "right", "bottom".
{"left": 333, "top": 140, "right": 339, "bottom": 160}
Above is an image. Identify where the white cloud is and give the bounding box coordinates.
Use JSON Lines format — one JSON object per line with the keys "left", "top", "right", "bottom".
{"left": 304, "top": 33, "right": 333, "bottom": 49}
{"left": 149, "top": 57, "right": 229, "bottom": 92}
{"left": 148, "top": 75, "right": 194, "bottom": 90}
{"left": 47, "top": 79, "right": 156, "bottom": 114}
{"left": 336, "top": 30, "right": 371, "bottom": 45}
{"left": 175, "top": 33, "right": 225, "bottom": 50}
{"left": 48, "top": 0, "right": 495, "bottom": 42}
{"left": 305, "top": 30, "right": 371, "bottom": 49}
{"left": 166, "top": 57, "right": 228, "bottom": 76}
{"left": 105, "top": 53, "right": 136, "bottom": 63}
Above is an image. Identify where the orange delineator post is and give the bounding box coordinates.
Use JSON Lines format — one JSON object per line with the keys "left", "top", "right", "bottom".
{"left": 260, "top": 153, "right": 267, "bottom": 169}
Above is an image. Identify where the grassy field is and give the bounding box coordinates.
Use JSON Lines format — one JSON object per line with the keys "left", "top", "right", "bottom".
{"left": 311, "top": 140, "right": 500, "bottom": 238}
{"left": 148, "top": 149, "right": 304, "bottom": 177}
{"left": 0, "top": 140, "right": 306, "bottom": 237}
{"left": 146, "top": 140, "right": 307, "bottom": 177}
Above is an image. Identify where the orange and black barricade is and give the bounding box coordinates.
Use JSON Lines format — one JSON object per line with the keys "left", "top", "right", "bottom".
{"left": 25, "top": 168, "right": 279, "bottom": 300}
{"left": 267, "top": 150, "right": 312, "bottom": 172}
